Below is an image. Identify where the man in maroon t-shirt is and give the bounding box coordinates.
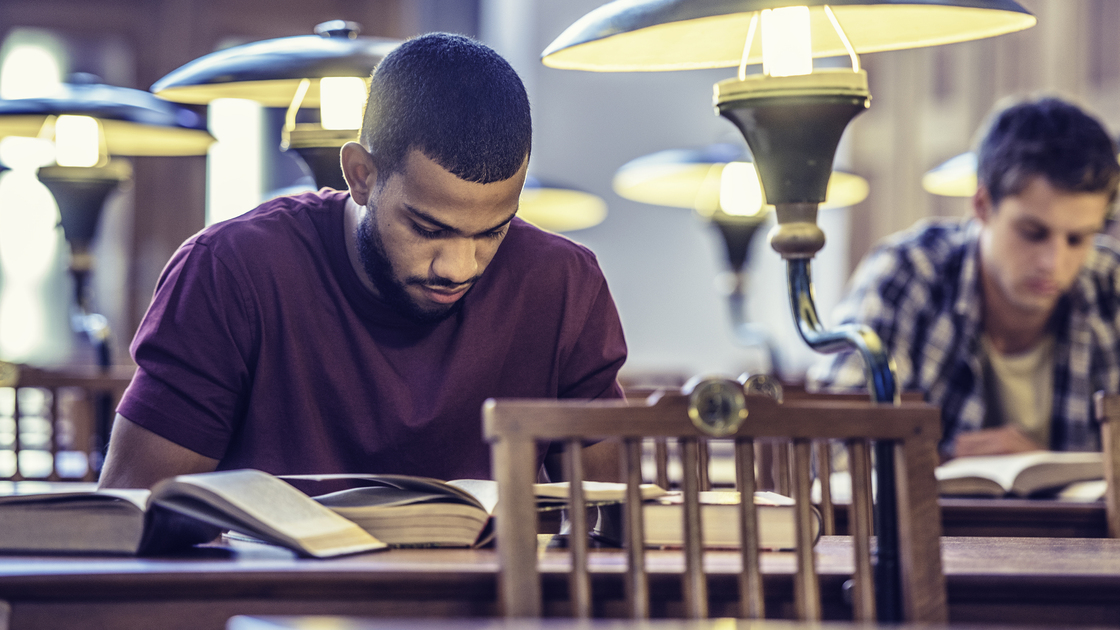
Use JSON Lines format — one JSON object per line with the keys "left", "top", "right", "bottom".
{"left": 99, "top": 33, "right": 627, "bottom": 488}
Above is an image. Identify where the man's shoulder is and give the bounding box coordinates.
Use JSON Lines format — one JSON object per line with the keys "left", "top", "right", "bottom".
{"left": 189, "top": 189, "right": 347, "bottom": 255}
{"left": 865, "top": 217, "right": 975, "bottom": 276}
{"left": 879, "top": 217, "right": 974, "bottom": 254}
{"left": 500, "top": 218, "right": 604, "bottom": 275}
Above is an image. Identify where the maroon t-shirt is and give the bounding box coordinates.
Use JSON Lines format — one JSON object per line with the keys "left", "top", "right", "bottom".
{"left": 118, "top": 190, "right": 627, "bottom": 480}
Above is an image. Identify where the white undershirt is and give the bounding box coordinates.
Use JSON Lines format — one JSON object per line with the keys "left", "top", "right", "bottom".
{"left": 982, "top": 334, "right": 1055, "bottom": 448}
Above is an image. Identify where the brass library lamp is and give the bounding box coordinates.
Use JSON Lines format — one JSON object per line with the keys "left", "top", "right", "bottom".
{"left": 614, "top": 142, "right": 869, "bottom": 374}
{"left": 0, "top": 73, "right": 214, "bottom": 463}
{"left": 544, "top": 0, "right": 1035, "bottom": 620}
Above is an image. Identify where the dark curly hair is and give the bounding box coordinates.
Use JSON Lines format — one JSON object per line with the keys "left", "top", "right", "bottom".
{"left": 977, "top": 96, "right": 1119, "bottom": 206}
{"left": 359, "top": 32, "right": 531, "bottom": 184}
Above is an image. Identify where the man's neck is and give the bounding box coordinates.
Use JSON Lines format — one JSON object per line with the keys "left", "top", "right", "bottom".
{"left": 344, "top": 196, "right": 379, "bottom": 295}
{"left": 981, "top": 274, "right": 1053, "bottom": 355}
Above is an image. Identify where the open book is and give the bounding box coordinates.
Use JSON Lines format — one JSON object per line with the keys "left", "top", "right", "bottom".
{"left": 0, "top": 469, "right": 385, "bottom": 557}
{"left": 936, "top": 451, "right": 1104, "bottom": 497}
{"left": 290, "top": 475, "right": 668, "bottom": 548}
{"left": 594, "top": 490, "right": 816, "bottom": 550}
{"left": 0, "top": 469, "right": 668, "bottom": 555}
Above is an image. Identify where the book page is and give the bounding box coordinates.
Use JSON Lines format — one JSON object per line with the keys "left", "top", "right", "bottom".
{"left": 151, "top": 470, "right": 385, "bottom": 557}
{"left": 533, "top": 481, "right": 669, "bottom": 502}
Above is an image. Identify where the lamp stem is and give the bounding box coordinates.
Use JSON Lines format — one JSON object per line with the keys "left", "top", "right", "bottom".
{"left": 786, "top": 256, "right": 901, "bottom": 621}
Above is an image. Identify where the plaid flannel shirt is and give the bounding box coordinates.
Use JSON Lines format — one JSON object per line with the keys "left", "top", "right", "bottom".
{"left": 806, "top": 218, "right": 1120, "bottom": 456}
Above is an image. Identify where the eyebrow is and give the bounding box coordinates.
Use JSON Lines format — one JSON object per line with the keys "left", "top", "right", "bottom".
{"left": 405, "top": 204, "right": 518, "bottom": 236}
{"left": 1015, "top": 216, "right": 1103, "bottom": 236}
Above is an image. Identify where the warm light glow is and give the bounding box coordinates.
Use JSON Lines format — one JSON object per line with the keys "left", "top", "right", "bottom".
{"left": 206, "top": 98, "right": 263, "bottom": 225}
{"left": 761, "top": 7, "right": 813, "bottom": 77}
{"left": 53, "top": 115, "right": 101, "bottom": 167}
{"left": 318, "top": 77, "right": 367, "bottom": 130}
{"left": 719, "top": 162, "right": 764, "bottom": 217}
{"left": 0, "top": 44, "right": 61, "bottom": 99}
{"left": 0, "top": 137, "right": 55, "bottom": 171}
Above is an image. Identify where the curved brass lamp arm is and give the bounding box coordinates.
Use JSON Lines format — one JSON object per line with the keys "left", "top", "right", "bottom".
{"left": 786, "top": 258, "right": 898, "bottom": 404}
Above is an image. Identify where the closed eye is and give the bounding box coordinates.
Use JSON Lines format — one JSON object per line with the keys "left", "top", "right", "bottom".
{"left": 411, "top": 222, "right": 445, "bottom": 239}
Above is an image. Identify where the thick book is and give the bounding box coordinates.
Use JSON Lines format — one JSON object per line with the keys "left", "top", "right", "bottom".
{"left": 594, "top": 490, "right": 817, "bottom": 550}
{"left": 0, "top": 470, "right": 386, "bottom": 557}
{"left": 290, "top": 474, "right": 669, "bottom": 548}
{"left": 0, "top": 470, "right": 668, "bottom": 555}
{"left": 935, "top": 451, "right": 1104, "bottom": 497}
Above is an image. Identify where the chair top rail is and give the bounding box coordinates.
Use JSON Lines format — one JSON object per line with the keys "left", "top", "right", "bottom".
{"left": 9, "top": 365, "right": 136, "bottom": 391}
{"left": 483, "top": 393, "right": 940, "bottom": 442}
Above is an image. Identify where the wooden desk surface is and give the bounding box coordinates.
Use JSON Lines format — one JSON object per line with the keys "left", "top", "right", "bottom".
{"left": 2, "top": 536, "right": 1120, "bottom": 629}
{"left": 833, "top": 498, "right": 1108, "bottom": 538}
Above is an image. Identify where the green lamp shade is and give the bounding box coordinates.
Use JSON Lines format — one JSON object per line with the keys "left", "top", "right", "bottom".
{"left": 151, "top": 21, "right": 400, "bottom": 107}
{"left": 0, "top": 79, "right": 213, "bottom": 156}
{"left": 614, "top": 144, "right": 868, "bottom": 216}
{"left": 542, "top": 0, "right": 1036, "bottom": 72}
{"left": 519, "top": 176, "right": 608, "bottom": 232}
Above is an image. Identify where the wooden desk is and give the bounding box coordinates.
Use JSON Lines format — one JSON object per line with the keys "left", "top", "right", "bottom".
{"left": 2, "top": 537, "right": 1120, "bottom": 630}
{"left": 833, "top": 498, "right": 1109, "bottom": 538}
{"left": 227, "top": 616, "right": 1067, "bottom": 630}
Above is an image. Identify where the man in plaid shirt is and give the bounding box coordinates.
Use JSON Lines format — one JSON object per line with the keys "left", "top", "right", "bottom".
{"left": 808, "top": 97, "right": 1120, "bottom": 460}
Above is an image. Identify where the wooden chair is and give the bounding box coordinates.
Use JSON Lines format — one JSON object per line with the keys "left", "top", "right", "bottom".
{"left": 1093, "top": 392, "right": 1120, "bottom": 537}
{"left": 0, "top": 361, "right": 135, "bottom": 481}
{"left": 484, "top": 382, "right": 945, "bottom": 621}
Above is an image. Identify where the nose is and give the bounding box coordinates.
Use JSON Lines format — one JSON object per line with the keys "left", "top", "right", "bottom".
{"left": 1037, "top": 235, "right": 1071, "bottom": 275}
{"left": 431, "top": 238, "right": 479, "bottom": 285}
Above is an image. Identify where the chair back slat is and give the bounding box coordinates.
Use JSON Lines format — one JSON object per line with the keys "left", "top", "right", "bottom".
{"left": 895, "top": 432, "right": 948, "bottom": 621}
{"left": 791, "top": 439, "right": 821, "bottom": 620}
{"left": 815, "top": 441, "right": 835, "bottom": 535}
{"left": 734, "top": 438, "right": 764, "bottom": 618}
{"left": 622, "top": 438, "right": 649, "bottom": 618}
{"left": 847, "top": 438, "right": 877, "bottom": 620}
{"left": 653, "top": 438, "right": 670, "bottom": 489}
{"left": 680, "top": 438, "right": 707, "bottom": 618}
{"left": 563, "top": 438, "right": 591, "bottom": 618}
{"left": 698, "top": 440, "right": 711, "bottom": 491}
{"left": 775, "top": 441, "right": 791, "bottom": 496}
{"left": 492, "top": 433, "right": 541, "bottom": 617}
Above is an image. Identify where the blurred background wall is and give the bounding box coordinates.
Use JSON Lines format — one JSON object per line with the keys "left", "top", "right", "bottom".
{"left": 0, "top": 0, "right": 1114, "bottom": 388}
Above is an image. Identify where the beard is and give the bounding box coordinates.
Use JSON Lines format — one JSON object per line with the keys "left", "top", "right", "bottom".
{"left": 355, "top": 209, "right": 463, "bottom": 325}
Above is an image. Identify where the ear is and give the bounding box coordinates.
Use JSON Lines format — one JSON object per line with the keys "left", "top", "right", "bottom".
{"left": 340, "top": 142, "right": 379, "bottom": 205}
{"left": 973, "top": 184, "right": 995, "bottom": 224}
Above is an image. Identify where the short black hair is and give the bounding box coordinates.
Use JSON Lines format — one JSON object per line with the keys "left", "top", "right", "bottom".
{"left": 360, "top": 32, "right": 531, "bottom": 184}
{"left": 976, "top": 96, "right": 1120, "bottom": 205}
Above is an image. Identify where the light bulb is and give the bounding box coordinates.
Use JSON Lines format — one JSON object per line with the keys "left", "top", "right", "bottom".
{"left": 760, "top": 6, "right": 813, "bottom": 78}
{"left": 719, "top": 162, "right": 764, "bottom": 217}
{"left": 319, "top": 77, "right": 367, "bottom": 130}
{"left": 54, "top": 115, "right": 101, "bottom": 167}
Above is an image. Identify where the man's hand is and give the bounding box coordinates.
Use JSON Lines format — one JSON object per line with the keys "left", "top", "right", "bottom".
{"left": 952, "top": 426, "right": 1045, "bottom": 458}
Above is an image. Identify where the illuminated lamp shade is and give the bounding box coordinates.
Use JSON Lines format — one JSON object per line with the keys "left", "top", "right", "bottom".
{"left": 613, "top": 143, "right": 868, "bottom": 218}
{"left": 922, "top": 151, "right": 978, "bottom": 197}
{"left": 923, "top": 146, "right": 1120, "bottom": 198}
{"left": 0, "top": 75, "right": 214, "bottom": 289}
{"left": 539, "top": 1, "right": 1035, "bottom": 624}
{"left": 518, "top": 176, "right": 607, "bottom": 232}
{"left": 151, "top": 21, "right": 401, "bottom": 191}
